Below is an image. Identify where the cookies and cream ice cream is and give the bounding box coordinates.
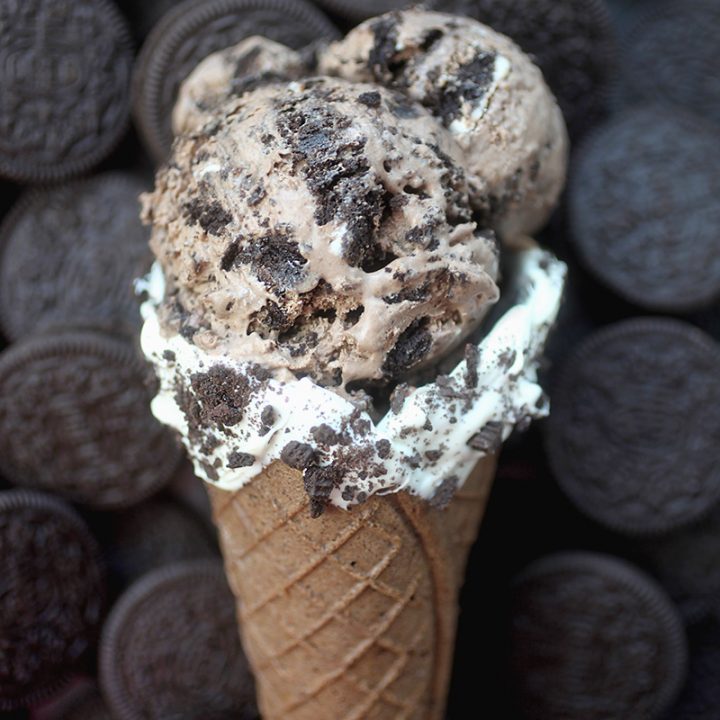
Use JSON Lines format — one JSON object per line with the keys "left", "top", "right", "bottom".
{"left": 319, "top": 10, "right": 569, "bottom": 242}
{"left": 139, "top": 9, "right": 568, "bottom": 516}
{"left": 173, "top": 36, "right": 308, "bottom": 137}
{"left": 145, "top": 77, "right": 500, "bottom": 389}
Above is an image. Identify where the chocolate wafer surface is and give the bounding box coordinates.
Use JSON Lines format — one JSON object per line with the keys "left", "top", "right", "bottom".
{"left": 0, "top": 330, "right": 181, "bottom": 508}
{"left": 569, "top": 107, "right": 720, "bottom": 311}
{"left": 0, "top": 490, "right": 105, "bottom": 710}
{"left": 622, "top": 0, "right": 720, "bottom": 127}
{"left": 0, "top": 174, "right": 151, "bottom": 341}
{"left": 0, "top": 0, "right": 133, "bottom": 182}
{"left": 509, "top": 552, "right": 687, "bottom": 720}
{"left": 100, "top": 561, "right": 258, "bottom": 720}
{"left": 546, "top": 319, "right": 720, "bottom": 536}
{"left": 104, "top": 498, "right": 218, "bottom": 586}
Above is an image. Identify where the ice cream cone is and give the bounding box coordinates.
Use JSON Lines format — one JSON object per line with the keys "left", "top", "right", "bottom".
{"left": 207, "top": 453, "right": 497, "bottom": 720}
{"left": 136, "top": 11, "right": 568, "bottom": 718}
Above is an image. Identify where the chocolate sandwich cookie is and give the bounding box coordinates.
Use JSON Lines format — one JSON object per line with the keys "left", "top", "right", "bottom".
{"left": 569, "top": 107, "right": 720, "bottom": 312}
{"left": 0, "top": 330, "right": 181, "bottom": 508}
{"left": 104, "top": 498, "right": 218, "bottom": 586}
{"left": 100, "top": 561, "right": 258, "bottom": 720}
{"left": 0, "top": 0, "right": 133, "bottom": 183}
{"left": 509, "top": 552, "right": 687, "bottom": 720}
{"left": 545, "top": 318, "right": 720, "bottom": 536}
{"left": 621, "top": 0, "right": 720, "bottom": 128}
{"left": 437, "top": 0, "right": 614, "bottom": 138}
{"left": 132, "top": 0, "right": 339, "bottom": 162}
{"left": 0, "top": 490, "right": 105, "bottom": 710}
{"left": 0, "top": 174, "right": 151, "bottom": 342}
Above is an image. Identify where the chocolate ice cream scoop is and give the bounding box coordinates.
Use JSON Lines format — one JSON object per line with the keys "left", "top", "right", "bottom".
{"left": 172, "top": 36, "right": 309, "bottom": 137}
{"left": 143, "top": 76, "right": 500, "bottom": 390}
{"left": 319, "top": 9, "right": 568, "bottom": 242}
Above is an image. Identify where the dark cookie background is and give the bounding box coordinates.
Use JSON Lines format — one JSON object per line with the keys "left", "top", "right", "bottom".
{"left": 0, "top": 0, "right": 718, "bottom": 718}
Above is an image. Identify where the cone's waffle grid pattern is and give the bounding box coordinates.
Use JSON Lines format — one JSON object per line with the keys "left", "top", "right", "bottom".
{"left": 210, "top": 456, "right": 495, "bottom": 720}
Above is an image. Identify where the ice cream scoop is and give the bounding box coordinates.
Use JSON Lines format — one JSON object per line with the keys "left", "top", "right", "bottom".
{"left": 172, "top": 36, "right": 308, "bottom": 137}
{"left": 319, "top": 9, "right": 569, "bottom": 242}
{"left": 143, "top": 76, "right": 500, "bottom": 390}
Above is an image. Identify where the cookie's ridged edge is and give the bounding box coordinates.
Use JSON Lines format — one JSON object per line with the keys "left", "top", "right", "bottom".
{"left": 544, "top": 317, "right": 720, "bottom": 536}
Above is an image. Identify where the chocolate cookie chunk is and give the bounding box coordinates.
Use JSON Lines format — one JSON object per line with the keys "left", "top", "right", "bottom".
{"left": 132, "top": 0, "right": 339, "bottom": 162}
{"left": 509, "top": 552, "right": 687, "bottom": 720}
{"left": 103, "top": 498, "right": 218, "bottom": 586}
{"left": 0, "top": 490, "right": 105, "bottom": 710}
{"left": 438, "top": 0, "right": 614, "bottom": 138}
{"left": 545, "top": 319, "right": 720, "bottom": 536}
{"left": 622, "top": 0, "right": 720, "bottom": 128}
{"left": 100, "top": 561, "right": 258, "bottom": 720}
{"left": 569, "top": 107, "right": 720, "bottom": 311}
{"left": 0, "top": 174, "right": 151, "bottom": 342}
{"left": 0, "top": 330, "right": 181, "bottom": 508}
{"left": 0, "top": 0, "right": 133, "bottom": 183}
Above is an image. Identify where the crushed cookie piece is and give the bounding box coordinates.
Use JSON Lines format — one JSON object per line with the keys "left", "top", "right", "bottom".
{"left": 311, "top": 423, "right": 340, "bottom": 445}
{"left": 464, "top": 344, "right": 479, "bottom": 388}
{"left": 281, "top": 441, "right": 317, "bottom": 469}
{"left": 498, "top": 349, "right": 517, "bottom": 370}
{"left": 227, "top": 451, "right": 255, "bottom": 468}
{"left": 304, "top": 464, "right": 341, "bottom": 518}
{"left": 468, "top": 421, "right": 504, "bottom": 452}
{"left": 375, "top": 439, "right": 391, "bottom": 459}
{"left": 390, "top": 383, "right": 412, "bottom": 414}
{"left": 259, "top": 404, "right": 276, "bottom": 436}
{"left": 430, "top": 475, "right": 459, "bottom": 509}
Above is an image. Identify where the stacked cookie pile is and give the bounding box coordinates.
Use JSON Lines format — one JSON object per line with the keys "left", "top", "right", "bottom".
{"left": 0, "top": 0, "right": 717, "bottom": 718}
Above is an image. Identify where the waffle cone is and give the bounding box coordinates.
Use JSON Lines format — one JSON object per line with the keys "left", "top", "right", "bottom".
{"left": 208, "top": 454, "right": 497, "bottom": 719}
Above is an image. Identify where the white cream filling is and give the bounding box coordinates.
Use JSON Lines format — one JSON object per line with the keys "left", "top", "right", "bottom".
{"left": 139, "top": 247, "right": 565, "bottom": 509}
{"left": 449, "top": 51, "right": 511, "bottom": 136}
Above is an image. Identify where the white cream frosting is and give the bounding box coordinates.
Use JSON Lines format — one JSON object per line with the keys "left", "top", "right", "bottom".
{"left": 140, "top": 245, "right": 565, "bottom": 510}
